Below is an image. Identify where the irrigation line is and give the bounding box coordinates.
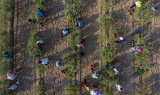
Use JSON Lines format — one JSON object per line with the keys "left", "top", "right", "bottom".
{"left": 99, "top": 0, "right": 103, "bottom": 93}
{"left": 10, "top": 0, "right": 15, "bottom": 75}
{"left": 78, "top": 0, "right": 83, "bottom": 94}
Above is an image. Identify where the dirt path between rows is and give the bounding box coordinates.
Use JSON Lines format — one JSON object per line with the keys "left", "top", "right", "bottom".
{"left": 77, "top": 0, "right": 101, "bottom": 94}
{"left": 13, "top": 0, "right": 160, "bottom": 95}
{"left": 14, "top": 0, "right": 37, "bottom": 94}
{"left": 41, "top": 0, "right": 70, "bottom": 95}
{"left": 112, "top": 0, "right": 136, "bottom": 94}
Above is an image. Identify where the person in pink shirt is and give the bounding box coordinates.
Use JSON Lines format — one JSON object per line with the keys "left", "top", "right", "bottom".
{"left": 77, "top": 40, "right": 85, "bottom": 48}
{"left": 7, "top": 73, "right": 18, "bottom": 80}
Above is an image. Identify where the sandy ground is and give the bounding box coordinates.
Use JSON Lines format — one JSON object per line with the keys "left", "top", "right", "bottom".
{"left": 77, "top": 0, "right": 101, "bottom": 94}
{"left": 14, "top": 0, "right": 37, "bottom": 95}
{"left": 13, "top": 0, "right": 160, "bottom": 95}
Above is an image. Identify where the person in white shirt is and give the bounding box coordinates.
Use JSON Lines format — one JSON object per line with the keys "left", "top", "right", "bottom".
{"left": 36, "top": 40, "right": 45, "bottom": 46}
{"left": 40, "top": 57, "right": 49, "bottom": 65}
{"left": 92, "top": 72, "right": 98, "bottom": 79}
{"left": 114, "top": 68, "right": 119, "bottom": 75}
{"left": 116, "top": 84, "right": 123, "bottom": 91}
{"left": 9, "top": 84, "right": 17, "bottom": 90}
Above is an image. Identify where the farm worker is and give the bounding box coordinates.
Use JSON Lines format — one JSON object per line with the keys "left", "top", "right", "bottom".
{"left": 116, "top": 84, "right": 123, "bottom": 91}
{"left": 92, "top": 71, "right": 98, "bottom": 79}
{"left": 7, "top": 73, "right": 18, "bottom": 80}
{"left": 115, "top": 37, "right": 125, "bottom": 43}
{"left": 119, "top": 37, "right": 125, "bottom": 43}
{"left": 90, "top": 89, "right": 101, "bottom": 95}
{"left": 5, "top": 51, "right": 13, "bottom": 59}
{"left": 75, "top": 21, "right": 83, "bottom": 28}
{"left": 77, "top": 43, "right": 85, "bottom": 48}
{"left": 37, "top": 8, "right": 45, "bottom": 18}
{"left": 56, "top": 61, "right": 62, "bottom": 68}
{"left": 77, "top": 40, "right": 85, "bottom": 48}
{"left": 40, "top": 57, "right": 49, "bottom": 65}
{"left": 9, "top": 84, "right": 17, "bottom": 90}
{"left": 61, "top": 29, "right": 69, "bottom": 37}
{"left": 38, "top": 22, "right": 44, "bottom": 26}
{"left": 130, "top": 1, "right": 142, "bottom": 9}
{"left": 28, "top": 18, "right": 35, "bottom": 24}
{"left": 36, "top": 40, "right": 45, "bottom": 46}
{"left": 151, "top": 7, "right": 158, "bottom": 13}
{"left": 131, "top": 47, "right": 143, "bottom": 52}
{"left": 114, "top": 68, "right": 119, "bottom": 75}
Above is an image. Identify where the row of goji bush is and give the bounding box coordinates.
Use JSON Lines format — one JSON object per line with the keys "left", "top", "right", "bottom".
{"left": 98, "top": 0, "right": 119, "bottom": 94}
{"left": 0, "top": 0, "right": 14, "bottom": 94}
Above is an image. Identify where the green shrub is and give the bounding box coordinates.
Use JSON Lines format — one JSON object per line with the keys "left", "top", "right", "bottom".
{"left": 68, "top": 0, "right": 76, "bottom": 4}
{"left": 0, "top": 62, "right": 10, "bottom": 80}
{"left": 100, "top": 66, "right": 118, "bottom": 94}
{"left": 35, "top": 78, "right": 45, "bottom": 95}
{"left": 0, "top": 80, "right": 10, "bottom": 95}
{"left": 100, "top": 47, "right": 114, "bottom": 64}
{"left": 67, "top": 27, "right": 81, "bottom": 50}
{"left": 64, "top": 4, "right": 77, "bottom": 25}
{"left": 133, "top": 32, "right": 153, "bottom": 76}
{"left": 137, "top": 67, "right": 144, "bottom": 75}
{"left": 62, "top": 50, "right": 80, "bottom": 79}
{"left": 134, "top": 81, "right": 149, "bottom": 95}
{"left": 0, "top": 0, "right": 13, "bottom": 16}
{"left": 33, "top": 0, "right": 46, "bottom": 9}
{"left": 36, "top": 64, "right": 45, "bottom": 74}
{"left": 0, "top": 31, "right": 11, "bottom": 58}
{"left": 35, "top": 14, "right": 43, "bottom": 22}
{"left": 66, "top": 84, "right": 80, "bottom": 95}
{"left": 26, "top": 33, "right": 43, "bottom": 58}
{"left": 134, "top": 1, "right": 154, "bottom": 25}
{"left": 101, "top": 0, "right": 114, "bottom": 11}
{"left": 98, "top": 15, "right": 117, "bottom": 47}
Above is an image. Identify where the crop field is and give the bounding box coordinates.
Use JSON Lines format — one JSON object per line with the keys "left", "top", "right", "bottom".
{"left": 0, "top": 0, "right": 159, "bottom": 95}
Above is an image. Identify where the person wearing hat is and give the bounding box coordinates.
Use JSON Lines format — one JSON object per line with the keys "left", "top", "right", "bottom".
{"left": 56, "top": 61, "right": 62, "bottom": 68}
{"left": 9, "top": 84, "right": 18, "bottom": 90}
{"left": 130, "top": 1, "right": 142, "bottom": 9}
{"left": 131, "top": 47, "right": 143, "bottom": 52}
{"left": 92, "top": 71, "right": 98, "bottom": 79}
{"left": 75, "top": 21, "right": 83, "bottom": 28}
{"left": 116, "top": 84, "right": 123, "bottom": 91}
{"left": 115, "top": 37, "right": 125, "bottom": 43}
{"left": 5, "top": 51, "right": 13, "bottom": 59}
{"left": 37, "top": 8, "right": 46, "bottom": 18}
{"left": 7, "top": 73, "right": 18, "bottom": 80}
{"left": 151, "top": 7, "right": 158, "bottom": 13}
{"left": 40, "top": 57, "right": 49, "bottom": 65}
{"left": 36, "top": 40, "right": 45, "bottom": 47}
{"left": 28, "top": 18, "right": 35, "bottom": 24}
{"left": 114, "top": 68, "right": 119, "bottom": 75}
{"left": 61, "top": 29, "right": 69, "bottom": 37}
{"left": 77, "top": 40, "right": 85, "bottom": 48}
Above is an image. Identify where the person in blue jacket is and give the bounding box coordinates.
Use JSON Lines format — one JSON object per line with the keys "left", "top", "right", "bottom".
{"left": 5, "top": 51, "right": 13, "bottom": 59}
{"left": 75, "top": 21, "right": 83, "bottom": 28}
{"left": 37, "top": 8, "right": 45, "bottom": 18}
{"left": 131, "top": 47, "right": 143, "bottom": 52}
{"left": 61, "top": 29, "right": 69, "bottom": 37}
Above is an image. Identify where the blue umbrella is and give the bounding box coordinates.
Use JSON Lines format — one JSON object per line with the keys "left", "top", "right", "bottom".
{"left": 56, "top": 61, "right": 62, "bottom": 68}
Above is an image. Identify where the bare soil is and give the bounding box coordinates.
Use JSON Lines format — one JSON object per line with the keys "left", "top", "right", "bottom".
{"left": 13, "top": 0, "right": 160, "bottom": 95}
